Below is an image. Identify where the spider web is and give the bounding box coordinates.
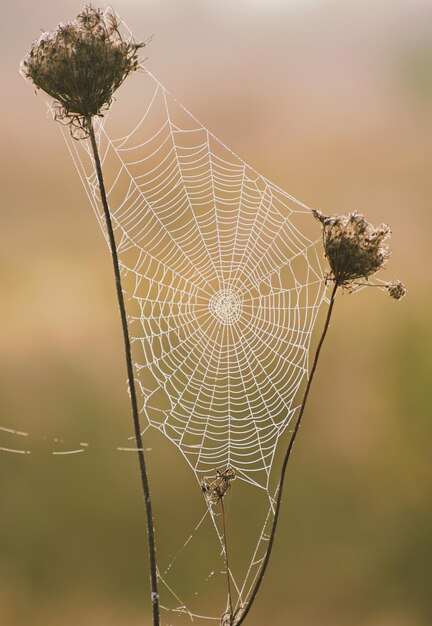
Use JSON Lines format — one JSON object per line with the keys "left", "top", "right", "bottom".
{"left": 63, "top": 70, "right": 327, "bottom": 491}
{"left": 56, "top": 68, "right": 330, "bottom": 621}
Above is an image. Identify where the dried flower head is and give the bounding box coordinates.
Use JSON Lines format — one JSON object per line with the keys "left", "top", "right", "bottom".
{"left": 386, "top": 280, "right": 407, "bottom": 300}
{"left": 200, "top": 467, "right": 236, "bottom": 505}
{"left": 313, "top": 209, "right": 391, "bottom": 287}
{"left": 20, "top": 6, "right": 146, "bottom": 136}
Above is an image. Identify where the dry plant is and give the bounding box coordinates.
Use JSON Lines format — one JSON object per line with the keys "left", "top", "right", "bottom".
{"left": 21, "top": 6, "right": 160, "bottom": 626}
{"left": 201, "top": 468, "right": 238, "bottom": 623}
{"left": 236, "top": 210, "right": 406, "bottom": 625}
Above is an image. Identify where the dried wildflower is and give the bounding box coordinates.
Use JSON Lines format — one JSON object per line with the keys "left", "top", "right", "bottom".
{"left": 201, "top": 467, "right": 236, "bottom": 505}
{"left": 313, "top": 209, "right": 391, "bottom": 287}
{"left": 386, "top": 280, "right": 407, "bottom": 300}
{"left": 20, "top": 6, "right": 146, "bottom": 137}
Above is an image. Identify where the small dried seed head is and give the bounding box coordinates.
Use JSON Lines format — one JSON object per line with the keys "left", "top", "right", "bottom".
{"left": 20, "top": 6, "right": 146, "bottom": 137}
{"left": 313, "top": 209, "right": 391, "bottom": 287}
{"left": 200, "top": 467, "right": 236, "bottom": 505}
{"left": 386, "top": 280, "right": 407, "bottom": 300}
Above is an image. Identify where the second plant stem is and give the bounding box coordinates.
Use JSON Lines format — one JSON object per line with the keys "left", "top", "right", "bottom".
{"left": 86, "top": 116, "right": 160, "bottom": 626}
{"left": 220, "top": 496, "right": 234, "bottom": 623}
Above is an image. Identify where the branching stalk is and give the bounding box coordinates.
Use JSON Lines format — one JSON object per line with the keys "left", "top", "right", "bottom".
{"left": 86, "top": 116, "right": 160, "bottom": 626}
{"left": 236, "top": 282, "right": 338, "bottom": 625}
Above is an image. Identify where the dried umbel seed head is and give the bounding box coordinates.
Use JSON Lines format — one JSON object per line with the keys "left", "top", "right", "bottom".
{"left": 313, "top": 209, "right": 391, "bottom": 287}
{"left": 386, "top": 280, "right": 407, "bottom": 300}
{"left": 200, "top": 467, "right": 236, "bottom": 505}
{"left": 20, "top": 6, "right": 146, "bottom": 136}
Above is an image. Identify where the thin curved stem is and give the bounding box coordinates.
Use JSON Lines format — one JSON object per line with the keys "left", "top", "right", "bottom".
{"left": 220, "top": 496, "right": 234, "bottom": 623}
{"left": 236, "top": 282, "right": 338, "bottom": 625}
{"left": 86, "top": 117, "right": 160, "bottom": 626}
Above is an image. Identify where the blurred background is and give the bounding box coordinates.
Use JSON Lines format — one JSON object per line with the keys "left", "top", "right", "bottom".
{"left": 1, "top": 0, "right": 431, "bottom": 624}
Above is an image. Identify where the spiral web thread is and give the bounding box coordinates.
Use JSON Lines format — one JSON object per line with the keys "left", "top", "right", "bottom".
{"left": 62, "top": 70, "right": 327, "bottom": 493}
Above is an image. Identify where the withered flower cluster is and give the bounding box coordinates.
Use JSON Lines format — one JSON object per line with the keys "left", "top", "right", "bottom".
{"left": 386, "top": 280, "right": 407, "bottom": 301}
{"left": 313, "top": 209, "right": 406, "bottom": 299}
{"left": 200, "top": 468, "right": 236, "bottom": 505}
{"left": 20, "top": 6, "right": 145, "bottom": 136}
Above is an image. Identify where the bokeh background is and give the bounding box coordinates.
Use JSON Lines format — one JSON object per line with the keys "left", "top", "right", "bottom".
{"left": 1, "top": 0, "right": 431, "bottom": 625}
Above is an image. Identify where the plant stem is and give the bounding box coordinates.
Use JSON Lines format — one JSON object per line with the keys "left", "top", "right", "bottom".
{"left": 236, "top": 282, "right": 338, "bottom": 626}
{"left": 86, "top": 117, "right": 160, "bottom": 626}
{"left": 220, "top": 496, "right": 234, "bottom": 623}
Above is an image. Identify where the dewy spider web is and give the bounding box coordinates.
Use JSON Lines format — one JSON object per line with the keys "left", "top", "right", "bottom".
{"left": 55, "top": 67, "right": 329, "bottom": 621}
{"left": 63, "top": 70, "right": 327, "bottom": 491}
